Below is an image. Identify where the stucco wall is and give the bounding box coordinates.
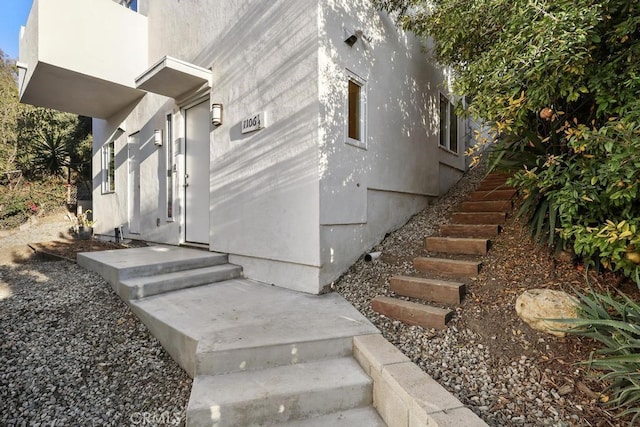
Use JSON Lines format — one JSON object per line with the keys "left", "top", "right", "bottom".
{"left": 317, "top": 0, "right": 465, "bottom": 284}
{"left": 93, "top": 0, "right": 323, "bottom": 293}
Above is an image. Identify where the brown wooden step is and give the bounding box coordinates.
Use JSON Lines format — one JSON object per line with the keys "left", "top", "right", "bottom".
{"left": 486, "top": 172, "right": 511, "bottom": 179}
{"left": 414, "top": 257, "right": 481, "bottom": 277}
{"left": 461, "top": 200, "right": 512, "bottom": 213}
{"left": 371, "top": 296, "right": 453, "bottom": 329}
{"left": 390, "top": 276, "right": 465, "bottom": 305}
{"left": 468, "top": 189, "right": 517, "bottom": 201}
{"left": 450, "top": 212, "right": 507, "bottom": 225}
{"left": 425, "top": 236, "right": 489, "bottom": 255}
{"left": 476, "top": 183, "right": 515, "bottom": 191}
{"left": 439, "top": 224, "right": 501, "bottom": 238}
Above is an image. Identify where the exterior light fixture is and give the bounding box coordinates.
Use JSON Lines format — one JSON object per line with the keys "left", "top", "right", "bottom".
{"left": 344, "top": 28, "right": 358, "bottom": 47}
{"left": 212, "top": 103, "right": 223, "bottom": 127}
{"left": 154, "top": 129, "right": 162, "bottom": 146}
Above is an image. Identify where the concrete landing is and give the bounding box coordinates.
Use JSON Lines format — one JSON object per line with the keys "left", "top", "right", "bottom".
{"left": 130, "top": 278, "right": 379, "bottom": 377}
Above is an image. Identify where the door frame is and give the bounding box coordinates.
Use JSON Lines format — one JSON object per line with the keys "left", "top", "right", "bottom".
{"left": 179, "top": 96, "right": 211, "bottom": 246}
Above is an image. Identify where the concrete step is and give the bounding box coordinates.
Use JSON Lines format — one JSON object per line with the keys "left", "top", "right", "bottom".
{"left": 414, "top": 257, "right": 481, "bottom": 277}
{"left": 468, "top": 189, "right": 516, "bottom": 201}
{"left": 118, "top": 263, "right": 242, "bottom": 300}
{"left": 390, "top": 275, "right": 465, "bottom": 305}
{"left": 439, "top": 224, "right": 501, "bottom": 238}
{"left": 280, "top": 407, "right": 385, "bottom": 426}
{"left": 371, "top": 296, "right": 453, "bottom": 329}
{"left": 129, "top": 279, "right": 378, "bottom": 377}
{"left": 425, "top": 236, "right": 489, "bottom": 255}
{"left": 450, "top": 212, "right": 506, "bottom": 225}
{"left": 78, "top": 246, "right": 228, "bottom": 291}
{"left": 461, "top": 200, "right": 512, "bottom": 213}
{"left": 186, "top": 357, "right": 373, "bottom": 427}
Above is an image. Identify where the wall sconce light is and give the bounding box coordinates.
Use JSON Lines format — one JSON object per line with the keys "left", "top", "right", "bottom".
{"left": 212, "top": 103, "right": 223, "bottom": 127}
{"left": 154, "top": 129, "right": 162, "bottom": 146}
{"left": 344, "top": 28, "right": 358, "bottom": 47}
{"left": 343, "top": 28, "right": 371, "bottom": 47}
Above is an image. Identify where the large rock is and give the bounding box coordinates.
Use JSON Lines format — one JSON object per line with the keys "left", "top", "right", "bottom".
{"left": 515, "top": 289, "right": 578, "bottom": 337}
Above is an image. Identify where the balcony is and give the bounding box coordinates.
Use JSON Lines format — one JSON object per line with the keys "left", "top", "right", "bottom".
{"left": 18, "top": 0, "right": 148, "bottom": 119}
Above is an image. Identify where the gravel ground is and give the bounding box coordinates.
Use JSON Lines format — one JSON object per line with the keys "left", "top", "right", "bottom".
{"left": 0, "top": 257, "right": 191, "bottom": 425}
{"left": 334, "top": 161, "right": 623, "bottom": 427}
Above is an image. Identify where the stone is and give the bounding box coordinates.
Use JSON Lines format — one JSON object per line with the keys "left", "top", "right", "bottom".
{"left": 515, "top": 289, "right": 578, "bottom": 337}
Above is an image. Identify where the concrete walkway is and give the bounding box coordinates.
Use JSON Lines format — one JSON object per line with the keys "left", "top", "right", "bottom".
{"left": 78, "top": 246, "right": 488, "bottom": 426}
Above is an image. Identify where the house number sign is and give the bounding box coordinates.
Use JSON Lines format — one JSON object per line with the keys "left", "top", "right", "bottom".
{"left": 241, "top": 112, "right": 266, "bottom": 134}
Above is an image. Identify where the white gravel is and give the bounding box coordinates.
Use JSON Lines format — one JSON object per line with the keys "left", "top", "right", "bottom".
{"left": 0, "top": 259, "right": 191, "bottom": 426}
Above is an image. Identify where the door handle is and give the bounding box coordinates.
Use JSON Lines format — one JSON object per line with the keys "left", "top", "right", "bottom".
{"left": 184, "top": 174, "right": 189, "bottom": 187}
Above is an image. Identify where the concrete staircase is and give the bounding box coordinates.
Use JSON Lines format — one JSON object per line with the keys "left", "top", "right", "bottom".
{"left": 78, "top": 246, "right": 386, "bottom": 426}
{"left": 371, "top": 173, "right": 515, "bottom": 330}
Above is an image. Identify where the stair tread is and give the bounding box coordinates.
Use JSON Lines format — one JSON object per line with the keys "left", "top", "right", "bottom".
{"left": 461, "top": 201, "right": 512, "bottom": 212}
{"left": 426, "top": 236, "right": 488, "bottom": 243}
{"left": 414, "top": 257, "right": 481, "bottom": 277}
{"left": 425, "top": 236, "right": 489, "bottom": 255}
{"left": 450, "top": 212, "right": 507, "bottom": 225}
{"left": 439, "top": 224, "right": 501, "bottom": 238}
{"left": 121, "top": 263, "right": 241, "bottom": 286}
{"left": 414, "top": 256, "right": 481, "bottom": 266}
{"left": 281, "top": 407, "right": 386, "bottom": 426}
{"left": 188, "top": 357, "right": 372, "bottom": 425}
{"left": 371, "top": 296, "right": 453, "bottom": 329}
{"left": 390, "top": 275, "right": 465, "bottom": 305}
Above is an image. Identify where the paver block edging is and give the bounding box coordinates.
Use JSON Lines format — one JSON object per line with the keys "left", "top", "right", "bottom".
{"left": 353, "top": 334, "right": 489, "bottom": 427}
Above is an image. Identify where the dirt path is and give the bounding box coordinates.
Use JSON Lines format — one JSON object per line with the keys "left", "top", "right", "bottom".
{"left": 0, "top": 210, "right": 73, "bottom": 265}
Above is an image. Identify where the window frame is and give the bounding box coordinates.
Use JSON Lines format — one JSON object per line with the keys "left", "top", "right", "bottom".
{"left": 345, "top": 70, "right": 367, "bottom": 149}
{"left": 165, "top": 113, "right": 175, "bottom": 221}
{"left": 439, "top": 94, "right": 459, "bottom": 155}
{"left": 101, "top": 140, "right": 116, "bottom": 194}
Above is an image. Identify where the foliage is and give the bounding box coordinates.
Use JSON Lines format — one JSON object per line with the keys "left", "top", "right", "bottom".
{"left": 17, "top": 108, "right": 92, "bottom": 183}
{"left": 0, "top": 49, "right": 20, "bottom": 176}
{"left": 0, "top": 178, "right": 67, "bottom": 229}
{"left": 565, "top": 288, "right": 640, "bottom": 422}
{"left": 375, "top": 0, "right": 640, "bottom": 285}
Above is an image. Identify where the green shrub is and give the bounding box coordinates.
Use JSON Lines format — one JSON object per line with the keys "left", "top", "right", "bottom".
{"left": 0, "top": 178, "right": 67, "bottom": 229}
{"left": 566, "top": 289, "right": 640, "bottom": 422}
{"left": 509, "top": 117, "right": 640, "bottom": 285}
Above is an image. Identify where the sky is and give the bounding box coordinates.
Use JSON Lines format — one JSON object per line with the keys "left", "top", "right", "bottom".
{"left": 0, "top": 0, "right": 34, "bottom": 59}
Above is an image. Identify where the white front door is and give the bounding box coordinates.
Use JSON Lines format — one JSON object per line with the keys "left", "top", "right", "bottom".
{"left": 184, "top": 100, "right": 211, "bottom": 244}
{"left": 128, "top": 132, "right": 141, "bottom": 234}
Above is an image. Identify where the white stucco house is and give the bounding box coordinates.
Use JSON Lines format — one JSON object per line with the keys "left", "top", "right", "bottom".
{"left": 18, "top": 0, "right": 471, "bottom": 295}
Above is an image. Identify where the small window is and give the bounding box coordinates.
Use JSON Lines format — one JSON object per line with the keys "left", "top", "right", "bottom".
{"left": 102, "top": 140, "right": 115, "bottom": 193}
{"left": 439, "top": 94, "right": 459, "bottom": 154}
{"left": 345, "top": 71, "right": 367, "bottom": 148}
{"left": 166, "top": 114, "right": 174, "bottom": 220}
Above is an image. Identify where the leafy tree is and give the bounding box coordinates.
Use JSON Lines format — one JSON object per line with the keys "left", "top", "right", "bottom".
{"left": 376, "top": 0, "right": 640, "bottom": 284}
{"left": 0, "top": 49, "right": 20, "bottom": 177}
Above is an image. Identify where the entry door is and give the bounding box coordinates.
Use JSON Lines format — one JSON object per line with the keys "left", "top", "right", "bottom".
{"left": 184, "top": 100, "right": 211, "bottom": 244}
{"left": 128, "top": 133, "right": 141, "bottom": 234}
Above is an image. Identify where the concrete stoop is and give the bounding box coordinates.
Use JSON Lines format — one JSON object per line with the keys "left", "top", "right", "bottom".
{"left": 78, "top": 245, "right": 488, "bottom": 426}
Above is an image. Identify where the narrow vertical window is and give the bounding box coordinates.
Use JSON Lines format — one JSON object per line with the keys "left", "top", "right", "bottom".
{"left": 102, "top": 140, "right": 115, "bottom": 193}
{"left": 345, "top": 71, "right": 367, "bottom": 148}
{"left": 439, "top": 94, "right": 459, "bottom": 154}
{"left": 166, "top": 114, "right": 174, "bottom": 220}
{"left": 348, "top": 80, "right": 361, "bottom": 141}
{"left": 439, "top": 94, "right": 448, "bottom": 148}
{"left": 449, "top": 107, "right": 458, "bottom": 153}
